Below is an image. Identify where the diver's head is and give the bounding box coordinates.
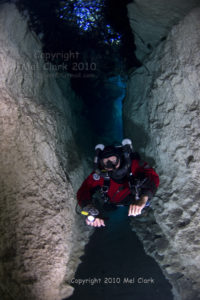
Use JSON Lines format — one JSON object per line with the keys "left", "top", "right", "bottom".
{"left": 99, "top": 146, "right": 121, "bottom": 171}
{"left": 102, "top": 155, "right": 120, "bottom": 171}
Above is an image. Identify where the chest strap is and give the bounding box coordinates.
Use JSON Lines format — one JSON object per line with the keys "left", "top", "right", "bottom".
{"left": 100, "top": 174, "right": 110, "bottom": 203}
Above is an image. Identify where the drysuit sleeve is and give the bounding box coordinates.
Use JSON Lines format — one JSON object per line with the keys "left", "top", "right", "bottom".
{"left": 131, "top": 160, "right": 159, "bottom": 200}
{"left": 76, "top": 173, "right": 103, "bottom": 207}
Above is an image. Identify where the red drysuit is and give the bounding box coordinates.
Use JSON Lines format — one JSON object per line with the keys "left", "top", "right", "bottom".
{"left": 77, "top": 159, "right": 159, "bottom": 207}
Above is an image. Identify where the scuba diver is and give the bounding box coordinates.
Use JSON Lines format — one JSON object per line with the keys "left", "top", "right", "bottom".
{"left": 76, "top": 139, "right": 159, "bottom": 227}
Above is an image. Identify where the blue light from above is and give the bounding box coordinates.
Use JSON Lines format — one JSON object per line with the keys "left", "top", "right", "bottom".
{"left": 91, "top": 75, "right": 126, "bottom": 145}
{"left": 59, "top": 0, "right": 121, "bottom": 43}
{"left": 107, "top": 75, "right": 126, "bottom": 142}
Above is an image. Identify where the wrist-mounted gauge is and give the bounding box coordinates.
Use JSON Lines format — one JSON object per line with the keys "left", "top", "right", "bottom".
{"left": 81, "top": 205, "right": 99, "bottom": 222}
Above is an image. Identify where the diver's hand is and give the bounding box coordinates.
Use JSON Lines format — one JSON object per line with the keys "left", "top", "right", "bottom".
{"left": 128, "top": 196, "right": 148, "bottom": 217}
{"left": 86, "top": 217, "right": 105, "bottom": 227}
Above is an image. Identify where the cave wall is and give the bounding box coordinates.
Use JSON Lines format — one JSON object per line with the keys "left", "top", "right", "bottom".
{"left": 124, "top": 5, "right": 200, "bottom": 300}
{"left": 0, "top": 3, "right": 92, "bottom": 300}
{"left": 127, "top": 0, "right": 200, "bottom": 61}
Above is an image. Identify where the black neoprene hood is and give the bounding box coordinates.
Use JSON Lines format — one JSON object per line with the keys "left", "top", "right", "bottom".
{"left": 99, "top": 145, "right": 121, "bottom": 159}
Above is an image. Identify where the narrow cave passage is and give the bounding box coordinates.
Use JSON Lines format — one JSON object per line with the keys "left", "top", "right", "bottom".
{"left": 71, "top": 75, "right": 126, "bottom": 145}
{"left": 66, "top": 73, "right": 173, "bottom": 300}
{"left": 12, "top": 1, "right": 181, "bottom": 299}
{"left": 67, "top": 207, "right": 173, "bottom": 300}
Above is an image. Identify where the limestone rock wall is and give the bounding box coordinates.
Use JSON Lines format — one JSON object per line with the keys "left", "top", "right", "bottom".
{"left": 124, "top": 6, "right": 200, "bottom": 300}
{"left": 0, "top": 4, "right": 91, "bottom": 300}
{"left": 127, "top": 0, "right": 200, "bottom": 61}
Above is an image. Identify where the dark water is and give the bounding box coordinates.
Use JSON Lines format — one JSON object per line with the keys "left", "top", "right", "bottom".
{"left": 66, "top": 207, "right": 173, "bottom": 300}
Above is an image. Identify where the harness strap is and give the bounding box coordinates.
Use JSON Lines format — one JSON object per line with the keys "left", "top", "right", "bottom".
{"left": 100, "top": 174, "right": 110, "bottom": 203}
{"left": 128, "top": 171, "right": 136, "bottom": 196}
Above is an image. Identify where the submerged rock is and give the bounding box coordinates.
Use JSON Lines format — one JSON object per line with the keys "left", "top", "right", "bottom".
{"left": 0, "top": 3, "right": 91, "bottom": 300}
{"left": 127, "top": 0, "right": 200, "bottom": 61}
{"left": 125, "top": 5, "right": 200, "bottom": 300}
